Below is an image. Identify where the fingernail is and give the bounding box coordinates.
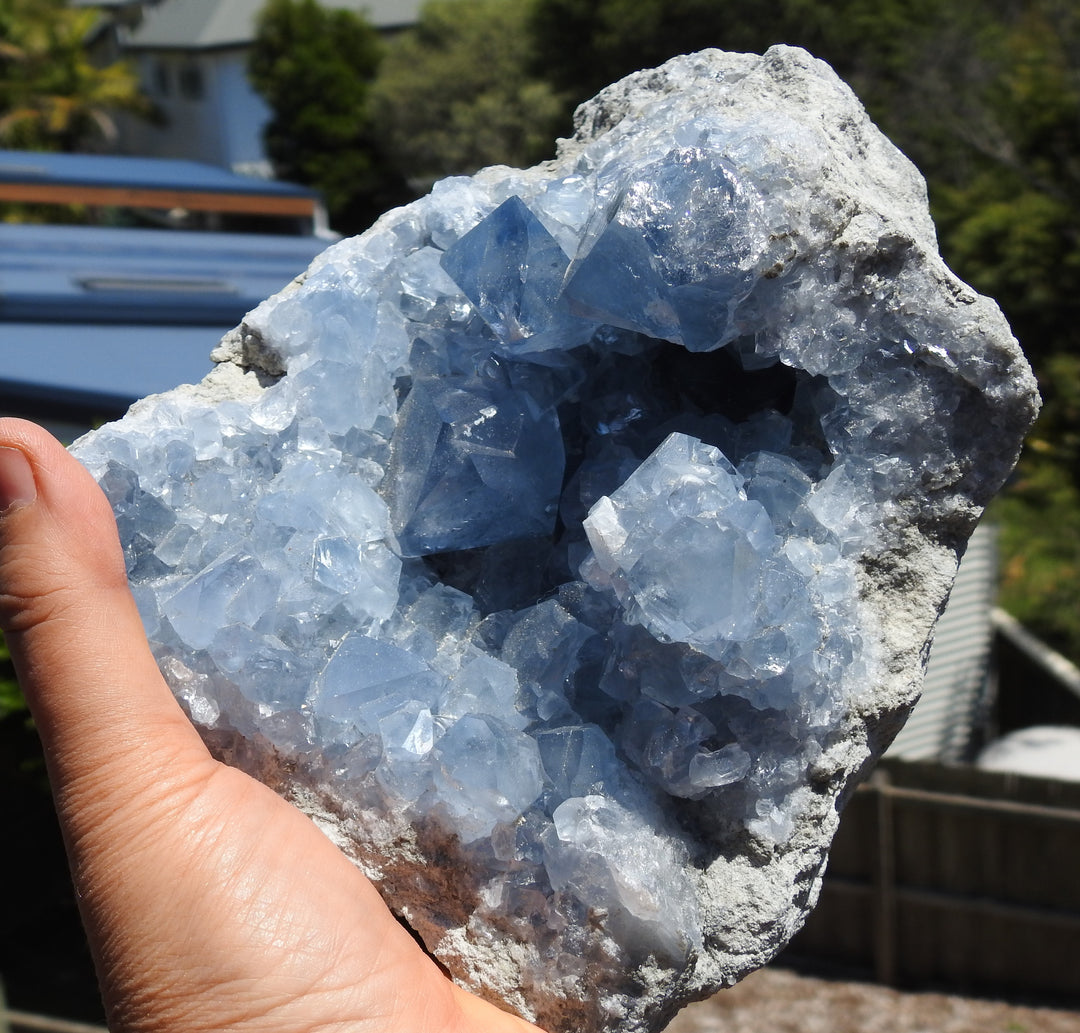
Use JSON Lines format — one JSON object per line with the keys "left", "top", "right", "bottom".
{"left": 0, "top": 446, "right": 37, "bottom": 514}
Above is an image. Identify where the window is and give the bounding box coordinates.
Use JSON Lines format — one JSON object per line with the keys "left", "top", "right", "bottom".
{"left": 178, "top": 63, "right": 204, "bottom": 101}
{"left": 152, "top": 59, "right": 170, "bottom": 96}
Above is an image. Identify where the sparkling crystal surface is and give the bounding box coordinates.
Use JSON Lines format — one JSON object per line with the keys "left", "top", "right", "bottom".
{"left": 71, "top": 47, "right": 1039, "bottom": 1033}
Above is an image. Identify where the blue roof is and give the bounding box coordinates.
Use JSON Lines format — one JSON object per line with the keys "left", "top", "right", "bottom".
{"left": 1, "top": 222, "right": 329, "bottom": 412}
{"left": 1, "top": 323, "right": 222, "bottom": 412}
{"left": 1, "top": 223, "right": 325, "bottom": 325}
{"left": 0, "top": 148, "right": 318, "bottom": 199}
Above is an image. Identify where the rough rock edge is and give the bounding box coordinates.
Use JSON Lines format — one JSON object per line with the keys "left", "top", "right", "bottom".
{"left": 114, "top": 45, "right": 1038, "bottom": 1033}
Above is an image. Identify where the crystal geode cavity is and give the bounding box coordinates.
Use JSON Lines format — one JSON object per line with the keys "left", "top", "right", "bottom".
{"left": 72, "top": 47, "right": 1038, "bottom": 1033}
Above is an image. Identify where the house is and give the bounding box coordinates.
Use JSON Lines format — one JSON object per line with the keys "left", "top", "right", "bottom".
{"left": 89, "top": 0, "right": 425, "bottom": 175}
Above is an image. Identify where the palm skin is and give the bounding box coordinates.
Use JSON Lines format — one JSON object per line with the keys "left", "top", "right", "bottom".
{"left": 0, "top": 418, "right": 544, "bottom": 1033}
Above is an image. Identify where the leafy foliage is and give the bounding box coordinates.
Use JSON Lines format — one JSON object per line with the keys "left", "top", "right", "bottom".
{"left": 986, "top": 346, "right": 1080, "bottom": 657}
{"left": 0, "top": 629, "right": 24, "bottom": 718}
{"left": 902, "top": 4, "right": 1080, "bottom": 660}
{"left": 371, "top": 0, "right": 564, "bottom": 190}
{"left": 528, "top": 0, "right": 1080, "bottom": 661}
{"left": 528, "top": 0, "right": 734, "bottom": 116}
{"left": 0, "top": 0, "right": 149, "bottom": 151}
{"left": 247, "top": 0, "right": 409, "bottom": 234}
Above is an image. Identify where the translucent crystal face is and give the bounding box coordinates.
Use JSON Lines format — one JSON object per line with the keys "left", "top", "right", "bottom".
{"left": 73, "top": 127, "right": 975, "bottom": 967}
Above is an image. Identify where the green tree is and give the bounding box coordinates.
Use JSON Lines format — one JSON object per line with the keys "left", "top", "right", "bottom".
{"left": 924, "top": 5, "right": 1080, "bottom": 362}
{"left": 371, "top": 0, "right": 564, "bottom": 190}
{"left": 247, "top": 0, "right": 409, "bottom": 235}
{"left": 527, "top": 0, "right": 983, "bottom": 132}
{"left": 0, "top": 0, "right": 149, "bottom": 152}
{"left": 904, "top": 3, "right": 1080, "bottom": 659}
{"left": 991, "top": 355, "right": 1080, "bottom": 659}
{"left": 527, "top": 0, "right": 1080, "bottom": 660}
{"left": 528, "top": 0, "right": 757, "bottom": 123}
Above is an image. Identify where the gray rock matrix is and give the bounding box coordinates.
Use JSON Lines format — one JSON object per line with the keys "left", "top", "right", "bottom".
{"left": 72, "top": 46, "right": 1039, "bottom": 1033}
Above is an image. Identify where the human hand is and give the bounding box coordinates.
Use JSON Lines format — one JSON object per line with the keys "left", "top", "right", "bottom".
{"left": 0, "top": 418, "right": 545, "bottom": 1033}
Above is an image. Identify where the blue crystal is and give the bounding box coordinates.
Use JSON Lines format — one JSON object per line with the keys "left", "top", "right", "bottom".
{"left": 431, "top": 714, "right": 545, "bottom": 842}
{"left": 565, "top": 148, "right": 759, "bottom": 352}
{"left": 67, "top": 50, "right": 1032, "bottom": 1005}
{"left": 535, "top": 724, "right": 619, "bottom": 799}
{"left": 208, "top": 625, "right": 314, "bottom": 710}
{"left": 312, "top": 633, "right": 444, "bottom": 737}
{"left": 385, "top": 374, "right": 565, "bottom": 556}
{"left": 441, "top": 194, "right": 590, "bottom": 352}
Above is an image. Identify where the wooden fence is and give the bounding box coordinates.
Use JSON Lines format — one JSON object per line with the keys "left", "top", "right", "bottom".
{"left": 786, "top": 758, "right": 1080, "bottom": 1000}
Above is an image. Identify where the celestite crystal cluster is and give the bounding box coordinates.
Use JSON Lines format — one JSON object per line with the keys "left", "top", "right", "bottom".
{"left": 72, "top": 48, "right": 1039, "bottom": 1033}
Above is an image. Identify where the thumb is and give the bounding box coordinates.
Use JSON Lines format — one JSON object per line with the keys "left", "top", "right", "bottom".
{"left": 0, "top": 418, "right": 210, "bottom": 812}
{"left": 0, "top": 421, "right": 549, "bottom": 1033}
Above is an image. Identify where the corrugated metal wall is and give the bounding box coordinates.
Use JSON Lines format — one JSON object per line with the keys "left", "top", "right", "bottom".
{"left": 888, "top": 523, "right": 997, "bottom": 762}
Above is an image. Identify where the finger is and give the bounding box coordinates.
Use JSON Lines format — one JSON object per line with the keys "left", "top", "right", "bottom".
{"left": 0, "top": 418, "right": 210, "bottom": 801}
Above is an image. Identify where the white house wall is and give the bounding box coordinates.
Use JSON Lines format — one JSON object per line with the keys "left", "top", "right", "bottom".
{"left": 119, "top": 48, "right": 269, "bottom": 173}
{"left": 124, "top": 51, "right": 214, "bottom": 164}
{"left": 214, "top": 52, "right": 272, "bottom": 174}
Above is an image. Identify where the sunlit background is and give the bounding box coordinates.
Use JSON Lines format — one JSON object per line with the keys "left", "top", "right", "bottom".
{"left": 2, "top": 1, "right": 1079, "bottom": 1028}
